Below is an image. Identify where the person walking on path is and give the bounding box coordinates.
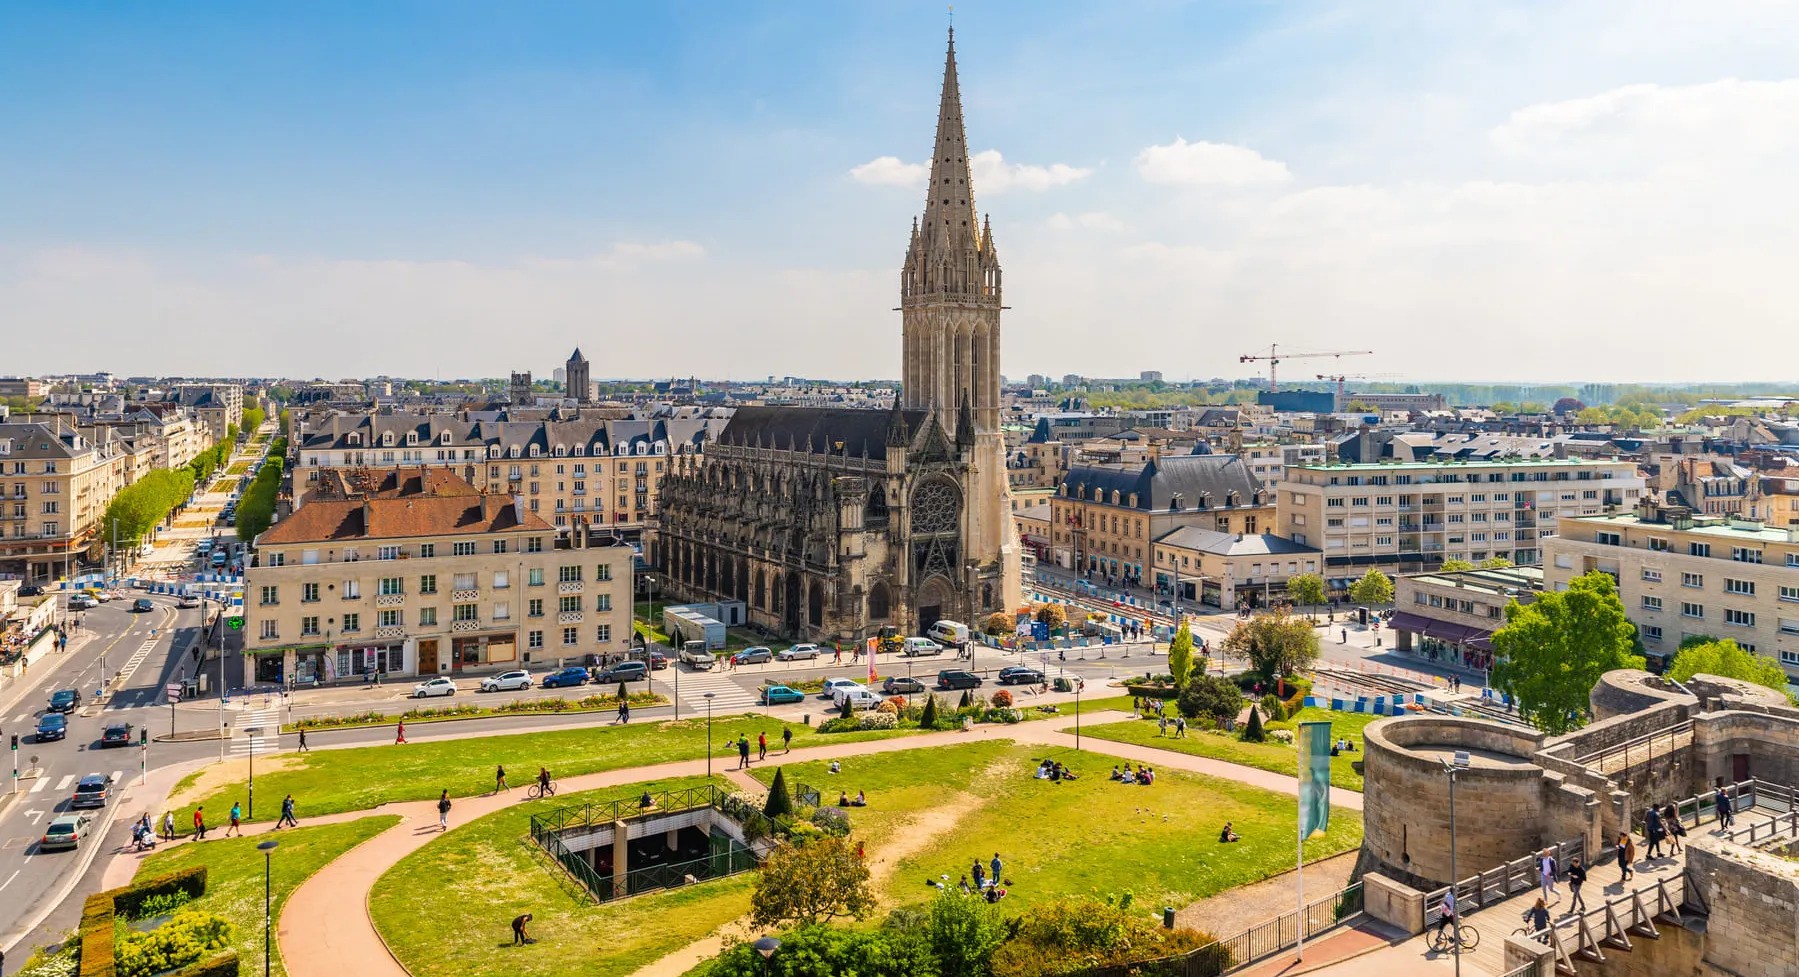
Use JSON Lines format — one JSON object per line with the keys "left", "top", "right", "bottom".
{"left": 437, "top": 790, "right": 452, "bottom": 831}
{"left": 226, "top": 802, "right": 243, "bottom": 837}
{"left": 495, "top": 765, "right": 510, "bottom": 793}
{"left": 297, "top": 727, "right": 309, "bottom": 752}
{"left": 1616, "top": 832, "right": 1634, "bottom": 882}
{"left": 737, "top": 735, "right": 751, "bottom": 769}
{"left": 193, "top": 807, "right": 207, "bottom": 840}
{"left": 1538, "top": 849, "right": 1557, "bottom": 902}
{"left": 277, "top": 794, "right": 298, "bottom": 829}
{"left": 1566, "top": 855, "right": 1588, "bottom": 915}
{"left": 395, "top": 719, "right": 407, "bottom": 745}
{"left": 1175, "top": 716, "right": 1187, "bottom": 738}
{"left": 616, "top": 699, "right": 631, "bottom": 724}
{"left": 782, "top": 726, "right": 792, "bottom": 753}
{"left": 161, "top": 811, "right": 176, "bottom": 841}
{"left": 1715, "top": 784, "right": 1735, "bottom": 828}
{"left": 1524, "top": 897, "right": 1551, "bottom": 934}
{"left": 1645, "top": 805, "right": 1665, "bottom": 859}
{"left": 757, "top": 731, "right": 768, "bottom": 761}
{"left": 1158, "top": 715, "right": 1167, "bottom": 737}
{"left": 1665, "top": 804, "right": 1686, "bottom": 854}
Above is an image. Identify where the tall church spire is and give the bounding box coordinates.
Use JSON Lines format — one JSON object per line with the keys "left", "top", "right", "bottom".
{"left": 919, "top": 28, "right": 979, "bottom": 255}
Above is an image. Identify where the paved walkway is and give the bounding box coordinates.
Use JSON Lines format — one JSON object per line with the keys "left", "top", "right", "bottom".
{"left": 241, "top": 711, "right": 1362, "bottom": 977}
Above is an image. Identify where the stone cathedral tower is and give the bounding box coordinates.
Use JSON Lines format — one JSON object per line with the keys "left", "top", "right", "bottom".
{"left": 900, "top": 28, "right": 1021, "bottom": 615}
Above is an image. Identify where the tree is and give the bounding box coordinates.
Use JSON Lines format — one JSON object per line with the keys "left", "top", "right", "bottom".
{"left": 1480, "top": 557, "right": 1514, "bottom": 569}
{"left": 1489, "top": 572, "right": 1644, "bottom": 735}
{"left": 749, "top": 835, "right": 874, "bottom": 928}
{"left": 920, "top": 694, "right": 938, "bottom": 729}
{"left": 617, "top": 680, "right": 629, "bottom": 702}
{"left": 1668, "top": 639, "right": 1789, "bottom": 694}
{"left": 958, "top": 689, "right": 973, "bottom": 709}
{"left": 695, "top": 924, "right": 937, "bottom": 977}
{"left": 1167, "top": 619, "right": 1195, "bottom": 690}
{"left": 1222, "top": 610, "right": 1319, "bottom": 679}
{"left": 926, "top": 888, "right": 1007, "bottom": 977}
{"left": 764, "top": 767, "right": 793, "bottom": 818}
{"left": 1176, "top": 673, "right": 1243, "bottom": 726}
{"left": 1287, "top": 573, "right": 1326, "bottom": 618}
{"left": 1553, "top": 397, "right": 1586, "bottom": 414}
{"left": 1438, "top": 559, "right": 1477, "bottom": 573}
{"left": 1241, "top": 704, "right": 1265, "bottom": 742}
{"left": 1344, "top": 400, "right": 1377, "bottom": 412}
{"left": 1348, "top": 568, "right": 1394, "bottom": 606}
{"left": 981, "top": 612, "right": 1012, "bottom": 636}
{"left": 1033, "top": 603, "right": 1066, "bottom": 630}
{"left": 241, "top": 404, "right": 266, "bottom": 434}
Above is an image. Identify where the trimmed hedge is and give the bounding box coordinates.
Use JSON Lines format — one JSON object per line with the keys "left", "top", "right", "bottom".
{"left": 114, "top": 866, "right": 208, "bottom": 919}
{"left": 78, "top": 866, "right": 222, "bottom": 977}
{"left": 78, "top": 892, "right": 115, "bottom": 977}
{"left": 168, "top": 952, "right": 239, "bottom": 977}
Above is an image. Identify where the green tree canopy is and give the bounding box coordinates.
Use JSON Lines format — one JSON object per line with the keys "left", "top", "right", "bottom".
{"left": 1176, "top": 673, "right": 1243, "bottom": 726}
{"left": 1348, "top": 569, "right": 1394, "bottom": 605}
{"left": 100, "top": 468, "right": 196, "bottom": 552}
{"left": 241, "top": 404, "right": 266, "bottom": 434}
{"left": 1167, "top": 619, "right": 1195, "bottom": 690}
{"left": 1489, "top": 572, "right": 1644, "bottom": 734}
{"left": 750, "top": 835, "right": 874, "bottom": 929}
{"left": 1033, "top": 603, "right": 1067, "bottom": 630}
{"left": 1480, "top": 557, "right": 1514, "bottom": 569}
{"left": 1287, "top": 573, "right": 1326, "bottom": 616}
{"left": 1222, "top": 609, "right": 1319, "bottom": 679}
{"left": 1668, "top": 639, "right": 1790, "bottom": 693}
{"left": 1438, "top": 559, "right": 1477, "bottom": 572}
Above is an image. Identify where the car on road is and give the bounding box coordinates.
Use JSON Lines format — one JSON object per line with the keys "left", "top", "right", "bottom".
{"left": 38, "top": 814, "right": 93, "bottom": 853}
{"left": 539, "top": 667, "right": 589, "bottom": 689}
{"left": 100, "top": 723, "right": 133, "bottom": 747}
{"left": 479, "top": 670, "right": 532, "bottom": 692}
{"left": 998, "top": 666, "right": 1045, "bottom": 686}
{"left": 640, "top": 650, "right": 670, "bottom": 670}
{"left": 595, "top": 661, "right": 649, "bottom": 683}
{"left": 679, "top": 642, "right": 717, "bottom": 670}
{"left": 881, "top": 676, "right": 926, "bottom": 695}
{"left": 902, "top": 637, "right": 946, "bottom": 657}
{"left": 935, "top": 669, "right": 983, "bottom": 691}
{"left": 18, "top": 584, "right": 44, "bottom": 597}
{"left": 210, "top": 551, "right": 229, "bottom": 568}
{"left": 759, "top": 685, "right": 806, "bottom": 705}
{"left": 49, "top": 689, "right": 81, "bottom": 713}
{"left": 177, "top": 595, "right": 201, "bottom": 608}
{"left": 732, "top": 646, "right": 773, "bottom": 665}
{"left": 412, "top": 676, "right": 457, "bottom": 698}
{"left": 132, "top": 597, "right": 155, "bottom": 613}
{"left": 70, "top": 774, "right": 113, "bottom": 809}
{"left": 834, "top": 688, "right": 885, "bottom": 711}
{"left": 776, "top": 643, "right": 821, "bottom": 661}
{"left": 35, "top": 714, "right": 67, "bottom": 742}
{"left": 68, "top": 594, "right": 98, "bottom": 610}
{"left": 820, "top": 677, "right": 864, "bottom": 701}
{"left": 89, "top": 590, "right": 113, "bottom": 603}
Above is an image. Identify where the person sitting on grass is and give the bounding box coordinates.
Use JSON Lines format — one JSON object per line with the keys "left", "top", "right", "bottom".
{"left": 1036, "top": 760, "right": 1053, "bottom": 780}
{"left": 852, "top": 790, "right": 867, "bottom": 807}
{"left": 1058, "top": 764, "right": 1078, "bottom": 781}
{"left": 1109, "top": 765, "right": 1122, "bottom": 781}
{"left": 1140, "top": 767, "right": 1155, "bottom": 786}
{"left": 985, "top": 885, "right": 1007, "bottom": 904}
{"left": 839, "top": 791, "right": 851, "bottom": 807}
{"left": 828, "top": 760, "right": 842, "bottom": 775}
{"left": 1120, "top": 767, "right": 1138, "bottom": 784}
{"left": 1220, "top": 822, "right": 1240, "bottom": 843}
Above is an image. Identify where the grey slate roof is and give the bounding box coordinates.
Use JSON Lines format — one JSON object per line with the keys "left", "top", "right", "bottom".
{"left": 717, "top": 406, "right": 925, "bottom": 461}
{"left": 1154, "top": 527, "right": 1321, "bottom": 556}
{"left": 1061, "top": 454, "right": 1265, "bottom": 511}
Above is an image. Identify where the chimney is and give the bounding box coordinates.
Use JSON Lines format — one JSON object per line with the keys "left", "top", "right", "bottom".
{"left": 1553, "top": 441, "right": 1568, "bottom": 460}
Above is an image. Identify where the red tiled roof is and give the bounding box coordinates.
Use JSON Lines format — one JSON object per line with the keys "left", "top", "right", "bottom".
{"left": 258, "top": 494, "right": 552, "bottom": 544}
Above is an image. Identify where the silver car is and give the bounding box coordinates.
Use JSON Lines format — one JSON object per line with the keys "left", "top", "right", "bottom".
{"left": 412, "top": 676, "right": 457, "bottom": 698}
{"left": 480, "top": 670, "right": 532, "bottom": 692}
{"left": 777, "top": 643, "right": 821, "bottom": 661}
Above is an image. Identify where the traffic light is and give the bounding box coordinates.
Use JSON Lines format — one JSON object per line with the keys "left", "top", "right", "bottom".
{"left": 9, "top": 734, "right": 17, "bottom": 751}
{"left": 140, "top": 727, "right": 148, "bottom": 747}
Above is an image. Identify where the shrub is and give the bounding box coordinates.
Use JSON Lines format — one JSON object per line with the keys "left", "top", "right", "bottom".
{"left": 878, "top": 695, "right": 906, "bottom": 714}
{"left": 765, "top": 767, "right": 793, "bottom": 818}
{"left": 979, "top": 707, "right": 1022, "bottom": 724}
{"left": 13, "top": 941, "right": 79, "bottom": 977}
{"left": 858, "top": 711, "right": 897, "bottom": 730}
{"left": 1241, "top": 704, "right": 1266, "bottom": 743}
{"left": 1177, "top": 673, "right": 1243, "bottom": 726}
{"left": 989, "top": 895, "right": 1222, "bottom": 977}
{"left": 130, "top": 890, "right": 194, "bottom": 921}
{"left": 1270, "top": 728, "right": 1295, "bottom": 744}
{"left": 810, "top": 806, "right": 852, "bottom": 837}
{"left": 114, "top": 910, "right": 233, "bottom": 977}
{"left": 78, "top": 893, "right": 115, "bottom": 977}
{"left": 166, "top": 954, "right": 238, "bottom": 977}
{"left": 990, "top": 689, "right": 1013, "bottom": 708}
{"left": 1260, "top": 693, "right": 1286, "bottom": 722}
{"left": 958, "top": 689, "right": 974, "bottom": 709}
{"left": 816, "top": 717, "right": 860, "bottom": 734}
{"left": 983, "top": 611, "right": 1014, "bottom": 636}
{"left": 920, "top": 694, "right": 939, "bottom": 729}
{"left": 112, "top": 867, "right": 208, "bottom": 920}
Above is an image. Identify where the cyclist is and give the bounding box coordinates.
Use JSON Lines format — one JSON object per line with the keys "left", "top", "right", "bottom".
{"left": 1437, "top": 888, "right": 1457, "bottom": 941}
{"left": 538, "top": 767, "right": 552, "bottom": 795}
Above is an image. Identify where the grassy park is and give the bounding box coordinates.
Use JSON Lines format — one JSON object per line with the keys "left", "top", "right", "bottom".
{"left": 136, "top": 815, "right": 399, "bottom": 977}
{"left": 1080, "top": 707, "right": 1381, "bottom": 792}
{"left": 370, "top": 775, "right": 752, "bottom": 977}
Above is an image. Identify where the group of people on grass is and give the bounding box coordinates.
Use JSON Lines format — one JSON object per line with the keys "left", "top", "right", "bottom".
{"left": 935, "top": 852, "right": 1010, "bottom": 903}
{"left": 1033, "top": 758, "right": 1078, "bottom": 781}
{"left": 1110, "top": 763, "right": 1155, "bottom": 785}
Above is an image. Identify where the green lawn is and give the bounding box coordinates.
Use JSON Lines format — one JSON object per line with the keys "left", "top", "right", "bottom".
{"left": 134, "top": 815, "right": 399, "bottom": 977}
{"left": 175, "top": 713, "right": 919, "bottom": 825}
{"left": 371, "top": 775, "right": 752, "bottom": 977}
{"left": 1079, "top": 707, "right": 1380, "bottom": 792}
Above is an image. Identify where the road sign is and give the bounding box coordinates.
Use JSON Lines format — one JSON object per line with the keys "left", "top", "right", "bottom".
{"left": 226, "top": 616, "right": 244, "bottom": 630}
{"left": 165, "top": 682, "right": 183, "bottom": 703}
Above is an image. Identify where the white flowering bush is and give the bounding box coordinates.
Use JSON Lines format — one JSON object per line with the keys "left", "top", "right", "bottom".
{"left": 858, "top": 711, "right": 897, "bottom": 730}
{"left": 1270, "top": 729, "right": 1295, "bottom": 744}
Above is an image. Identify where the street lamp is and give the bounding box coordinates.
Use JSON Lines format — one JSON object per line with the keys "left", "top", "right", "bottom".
{"left": 703, "top": 692, "right": 716, "bottom": 780}
{"left": 753, "top": 936, "right": 781, "bottom": 975}
{"left": 1439, "top": 750, "right": 1471, "bottom": 977}
{"left": 257, "top": 839, "right": 279, "bottom": 977}
{"left": 1074, "top": 678, "right": 1083, "bottom": 751}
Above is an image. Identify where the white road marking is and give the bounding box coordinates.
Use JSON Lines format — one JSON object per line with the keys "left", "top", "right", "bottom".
{"left": 28, "top": 777, "right": 49, "bottom": 794}
{"left": 53, "top": 775, "right": 73, "bottom": 791}
{"left": 0, "top": 869, "right": 19, "bottom": 893}
{"left": 23, "top": 809, "right": 45, "bottom": 823}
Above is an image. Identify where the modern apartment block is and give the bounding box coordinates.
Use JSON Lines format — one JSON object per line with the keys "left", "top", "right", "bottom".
{"left": 0, "top": 422, "right": 127, "bottom": 582}
{"left": 1275, "top": 456, "right": 1645, "bottom": 584}
{"left": 1545, "top": 499, "right": 1799, "bottom": 678}
{"left": 1050, "top": 454, "right": 1269, "bottom": 584}
{"left": 1239, "top": 441, "right": 1327, "bottom": 484}
{"left": 243, "top": 476, "right": 632, "bottom": 685}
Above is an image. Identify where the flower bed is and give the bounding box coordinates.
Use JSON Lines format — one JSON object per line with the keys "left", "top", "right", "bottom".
{"left": 283, "top": 692, "right": 668, "bottom": 732}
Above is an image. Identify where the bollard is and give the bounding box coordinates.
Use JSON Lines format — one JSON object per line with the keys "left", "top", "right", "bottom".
{"left": 1163, "top": 906, "right": 1175, "bottom": 929}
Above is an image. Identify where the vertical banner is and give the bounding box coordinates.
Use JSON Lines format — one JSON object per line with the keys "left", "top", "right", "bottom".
{"left": 1297, "top": 721, "right": 1332, "bottom": 839}
{"left": 867, "top": 638, "right": 878, "bottom": 684}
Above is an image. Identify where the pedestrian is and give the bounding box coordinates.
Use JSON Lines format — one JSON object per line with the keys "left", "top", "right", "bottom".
{"left": 193, "top": 806, "right": 207, "bottom": 840}
{"left": 162, "top": 810, "right": 176, "bottom": 841}
{"left": 297, "top": 727, "right": 309, "bottom": 752}
{"left": 512, "top": 912, "right": 533, "bottom": 945}
{"left": 1524, "top": 897, "right": 1551, "bottom": 934}
{"left": 1715, "top": 784, "right": 1734, "bottom": 828}
{"left": 617, "top": 699, "right": 631, "bottom": 724}
{"left": 991, "top": 852, "right": 1003, "bottom": 883}
{"left": 1341, "top": 629, "right": 1348, "bottom": 644}
{"left": 1644, "top": 804, "right": 1664, "bottom": 859}
{"left": 782, "top": 726, "right": 793, "bottom": 753}
{"left": 1615, "top": 832, "right": 1633, "bottom": 882}
{"left": 395, "top": 719, "right": 407, "bottom": 745}
{"left": 438, "top": 790, "right": 452, "bottom": 831}
{"left": 1665, "top": 804, "right": 1685, "bottom": 854}
{"left": 972, "top": 858, "right": 986, "bottom": 889}
{"left": 1566, "top": 855, "right": 1587, "bottom": 914}
{"left": 496, "top": 765, "right": 510, "bottom": 793}
{"left": 1158, "top": 715, "right": 1167, "bottom": 737}
{"left": 758, "top": 731, "right": 768, "bottom": 761}
{"left": 226, "top": 801, "right": 242, "bottom": 837}
{"left": 1175, "top": 716, "right": 1187, "bottom": 738}
{"left": 1538, "top": 848, "right": 1557, "bottom": 901}
{"left": 738, "top": 735, "right": 751, "bottom": 769}
{"left": 278, "top": 793, "right": 298, "bottom": 829}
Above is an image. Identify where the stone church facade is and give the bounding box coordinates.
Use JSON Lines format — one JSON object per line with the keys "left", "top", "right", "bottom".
{"left": 655, "top": 29, "right": 1021, "bottom": 643}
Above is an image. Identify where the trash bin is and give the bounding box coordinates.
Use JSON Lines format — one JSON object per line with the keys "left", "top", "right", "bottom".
{"left": 803, "top": 714, "right": 811, "bottom": 726}
{"left": 1163, "top": 906, "right": 1175, "bottom": 929}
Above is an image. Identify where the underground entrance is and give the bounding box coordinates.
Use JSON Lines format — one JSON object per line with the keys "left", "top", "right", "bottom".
{"left": 528, "top": 785, "right": 773, "bottom": 901}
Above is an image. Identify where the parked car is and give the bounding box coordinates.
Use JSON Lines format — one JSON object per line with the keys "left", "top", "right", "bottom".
{"left": 902, "top": 637, "right": 945, "bottom": 657}
{"left": 18, "top": 584, "right": 43, "bottom": 597}
{"left": 732, "top": 646, "right": 773, "bottom": 665}
{"left": 412, "top": 677, "right": 457, "bottom": 699}
{"left": 49, "top": 689, "right": 81, "bottom": 713}
{"left": 35, "top": 714, "right": 67, "bottom": 742}
{"left": 38, "top": 814, "right": 92, "bottom": 853}
{"left": 776, "top": 643, "right": 821, "bottom": 661}
{"left": 479, "top": 670, "right": 532, "bottom": 692}
{"left": 100, "top": 723, "right": 133, "bottom": 747}
{"left": 595, "top": 661, "right": 649, "bottom": 683}
{"left": 820, "top": 678, "right": 864, "bottom": 701}
{"left": 539, "top": 667, "right": 589, "bottom": 689}
{"left": 640, "top": 650, "right": 670, "bottom": 670}
{"left": 132, "top": 597, "right": 155, "bottom": 613}
{"left": 759, "top": 685, "right": 806, "bottom": 705}
{"left": 935, "top": 670, "right": 983, "bottom": 691}
{"left": 834, "top": 688, "right": 885, "bottom": 711}
{"left": 998, "top": 666, "right": 1045, "bottom": 686}
{"left": 881, "top": 676, "right": 926, "bottom": 695}
{"left": 70, "top": 774, "right": 112, "bottom": 809}
{"left": 68, "top": 594, "right": 97, "bottom": 610}
{"left": 927, "top": 620, "right": 972, "bottom": 647}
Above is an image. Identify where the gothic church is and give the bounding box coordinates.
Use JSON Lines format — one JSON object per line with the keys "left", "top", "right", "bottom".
{"left": 656, "top": 29, "right": 1022, "bottom": 642}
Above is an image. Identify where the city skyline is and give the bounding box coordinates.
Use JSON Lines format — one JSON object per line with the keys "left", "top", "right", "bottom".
{"left": 4, "top": 1, "right": 1798, "bottom": 383}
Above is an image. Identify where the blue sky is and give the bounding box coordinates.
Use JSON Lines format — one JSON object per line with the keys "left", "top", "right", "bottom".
{"left": 4, "top": 1, "right": 1798, "bottom": 382}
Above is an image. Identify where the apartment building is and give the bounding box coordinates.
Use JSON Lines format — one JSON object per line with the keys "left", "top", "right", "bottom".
{"left": 243, "top": 479, "right": 632, "bottom": 685}
{"left": 1050, "top": 453, "right": 1269, "bottom": 584}
{"left": 1240, "top": 441, "right": 1328, "bottom": 484}
{"left": 0, "top": 422, "right": 127, "bottom": 582}
{"left": 1275, "top": 456, "right": 1645, "bottom": 584}
{"left": 1150, "top": 528, "right": 1321, "bottom": 609}
{"left": 292, "top": 411, "right": 727, "bottom": 534}
{"left": 168, "top": 383, "right": 245, "bottom": 442}
{"left": 1391, "top": 565, "right": 1543, "bottom": 674}
{"left": 1545, "top": 499, "right": 1799, "bottom": 679}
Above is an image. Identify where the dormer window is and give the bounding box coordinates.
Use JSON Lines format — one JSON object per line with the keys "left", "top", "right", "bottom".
{"left": 573, "top": 444, "right": 585, "bottom": 457}
{"left": 405, "top": 432, "right": 418, "bottom": 446}
{"left": 1227, "top": 491, "right": 1240, "bottom": 507}
{"left": 1128, "top": 493, "right": 1138, "bottom": 507}
{"left": 382, "top": 432, "right": 395, "bottom": 446}
{"left": 554, "top": 444, "right": 567, "bottom": 457}
{"left": 348, "top": 433, "right": 362, "bottom": 446}
{"left": 509, "top": 445, "right": 521, "bottom": 458}
{"left": 440, "top": 431, "right": 452, "bottom": 445}
{"left": 654, "top": 442, "right": 666, "bottom": 455}
{"left": 488, "top": 445, "right": 501, "bottom": 458}
{"left": 1110, "top": 490, "right": 1121, "bottom": 505}
{"left": 529, "top": 444, "right": 540, "bottom": 457}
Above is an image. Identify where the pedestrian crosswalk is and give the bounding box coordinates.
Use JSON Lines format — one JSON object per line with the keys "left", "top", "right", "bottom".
{"left": 31, "top": 769, "right": 124, "bottom": 795}
{"left": 673, "top": 668, "right": 763, "bottom": 713}
{"left": 229, "top": 706, "right": 282, "bottom": 757}
{"left": 113, "top": 637, "right": 160, "bottom": 689}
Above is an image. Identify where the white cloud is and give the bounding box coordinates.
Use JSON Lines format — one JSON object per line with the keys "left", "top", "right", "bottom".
{"left": 1046, "top": 211, "right": 1126, "bottom": 232}
{"left": 1491, "top": 79, "right": 1799, "bottom": 171}
{"left": 849, "top": 150, "right": 1090, "bottom": 194}
{"left": 849, "top": 156, "right": 929, "bottom": 187}
{"left": 1134, "top": 138, "right": 1292, "bottom": 187}
{"left": 605, "top": 240, "right": 707, "bottom": 261}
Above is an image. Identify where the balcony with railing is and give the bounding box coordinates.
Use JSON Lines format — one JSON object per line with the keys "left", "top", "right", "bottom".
{"left": 450, "top": 619, "right": 483, "bottom": 632}
{"left": 373, "top": 625, "right": 406, "bottom": 640}
{"left": 558, "top": 611, "right": 584, "bottom": 624}
{"left": 558, "top": 580, "right": 583, "bottom": 594}
{"left": 450, "top": 588, "right": 480, "bottom": 602}
{"left": 375, "top": 593, "right": 405, "bottom": 607}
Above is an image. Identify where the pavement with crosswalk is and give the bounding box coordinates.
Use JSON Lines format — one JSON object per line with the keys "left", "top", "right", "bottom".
{"left": 672, "top": 668, "right": 764, "bottom": 712}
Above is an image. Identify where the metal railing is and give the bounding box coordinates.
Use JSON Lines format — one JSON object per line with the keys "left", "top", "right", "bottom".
{"left": 1569, "top": 719, "right": 1693, "bottom": 773}
{"left": 1517, "top": 872, "right": 1690, "bottom": 975}
{"left": 528, "top": 784, "right": 725, "bottom": 837}
{"left": 1425, "top": 838, "right": 1586, "bottom": 928}
{"left": 1064, "top": 883, "right": 1362, "bottom": 977}
{"left": 527, "top": 786, "right": 765, "bottom": 903}
{"left": 1498, "top": 964, "right": 1536, "bottom": 977}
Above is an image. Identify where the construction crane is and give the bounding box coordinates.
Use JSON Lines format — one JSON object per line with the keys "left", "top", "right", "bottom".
{"left": 1316, "top": 372, "right": 1401, "bottom": 404}
{"left": 1239, "top": 344, "right": 1372, "bottom": 392}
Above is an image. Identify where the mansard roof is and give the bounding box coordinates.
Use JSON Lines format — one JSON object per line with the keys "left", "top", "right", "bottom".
{"left": 719, "top": 406, "right": 929, "bottom": 461}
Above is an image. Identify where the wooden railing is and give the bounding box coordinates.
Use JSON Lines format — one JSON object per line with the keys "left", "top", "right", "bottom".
{"left": 1517, "top": 873, "right": 1689, "bottom": 975}
{"left": 1424, "top": 838, "right": 1587, "bottom": 928}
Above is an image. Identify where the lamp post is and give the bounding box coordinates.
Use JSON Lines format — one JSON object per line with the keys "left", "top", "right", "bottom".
{"left": 1440, "top": 751, "right": 1470, "bottom": 977}
{"left": 703, "top": 692, "right": 716, "bottom": 780}
{"left": 257, "top": 839, "right": 279, "bottom": 977}
{"left": 753, "top": 936, "right": 781, "bottom": 976}
{"left": 1074, "top": 678, "right": 1083, "bottom": 751}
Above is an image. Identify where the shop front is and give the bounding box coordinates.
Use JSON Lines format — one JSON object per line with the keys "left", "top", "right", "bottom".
{"left": 1389, "top": 611, "right": 1494, "bottom": 674}
{"left": 449, "top": 630, "right": 518, "bottom": 673}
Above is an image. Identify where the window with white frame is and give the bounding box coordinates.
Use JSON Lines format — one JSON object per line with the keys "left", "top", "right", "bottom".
{"left": 1681, "top": 602, "right": 1704, "bottom": 619}
{"left": 1725, "top": 609, "right": 1755, "bottom": 627}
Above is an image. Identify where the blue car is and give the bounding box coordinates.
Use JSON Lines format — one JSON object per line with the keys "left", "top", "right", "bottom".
{"left": 36, "top": 714, "right": 67, "bottom": 742}
{"left": 540, "top": 667, "right": 589, "bottom": 689}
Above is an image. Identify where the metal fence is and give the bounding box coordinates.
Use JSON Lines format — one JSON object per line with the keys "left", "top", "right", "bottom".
{"left": 527, "top": 784, "right": 724, "bottom": 837}
{"left": 1570, "top": 719, "right": 1693, "bottom": 773}
{"left": 527, "top": 786, "right": 764, "bottom": 903}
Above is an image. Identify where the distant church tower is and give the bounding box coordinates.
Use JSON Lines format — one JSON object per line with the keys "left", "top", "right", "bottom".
{"left": 900, "top": 28, "right": 1021, "bottom": 612}
{"left": 565, "top": 348, "right": 591, "bottom": 404}
{"left": 508, "top": 371, "right": 533, "bottom": 406}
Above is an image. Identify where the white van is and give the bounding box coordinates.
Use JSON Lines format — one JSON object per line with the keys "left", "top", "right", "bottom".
{"left": 927, "top": 620, "right": 971, "bottom": 647}
{"left": 822, "top": 678, "right": 865, "bottom": 702}
{"left": 902, "top": 637, "right": 945, "bottom": 657}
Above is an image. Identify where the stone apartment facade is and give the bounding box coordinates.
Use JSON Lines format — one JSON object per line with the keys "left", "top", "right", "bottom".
{"left": 1275, "top": 456, "right": 1645, "bottom": 584}
{"left": 1149, "top": 528, "right": 1321, "bottom": 609}
{"left": 1050, "top": 453, "right": 1269, "bottom": 585}
{"left": 0, "top": 421, "right": 127, "bottom": 581}
{"left": 243, "top": 478, "right": 632, "bottom": 685}
{"left": 1545, "top": 498, "right": 1799, "bottom": 677}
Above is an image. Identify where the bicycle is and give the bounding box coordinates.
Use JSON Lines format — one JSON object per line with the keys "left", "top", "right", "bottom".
{"left": 1427, "top": 921, "right": 1480, "bottom": 953}
{"left": 528, "top": 780, "right": 558, "bottom": 800}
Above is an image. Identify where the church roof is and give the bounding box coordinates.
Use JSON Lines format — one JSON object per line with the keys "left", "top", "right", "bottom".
{"left": 719, "top": 406, "right": 929, "bottom": 461}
